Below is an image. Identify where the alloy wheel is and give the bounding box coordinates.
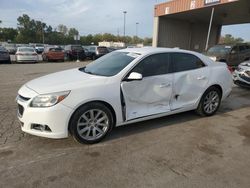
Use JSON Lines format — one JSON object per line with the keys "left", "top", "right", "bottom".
{"left": 76, "top": 109, "right": 109, "bottom": 141}
{"left": 203, "top": 91, "right": 220, "bottom": 114}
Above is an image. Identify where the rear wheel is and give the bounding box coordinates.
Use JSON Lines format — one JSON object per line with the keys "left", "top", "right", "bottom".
{"left": 69, "top": 102, "right": 114, "bottom": 144}
{"left": 196, "top": 87, "right": 222, "bottom": 116}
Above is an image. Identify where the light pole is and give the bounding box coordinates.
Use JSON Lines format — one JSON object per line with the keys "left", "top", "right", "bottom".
{"left": 136, "top": 22, "right": 139, "bottom": 37}
{"left": 123, "top": 11, "right": 127, "bottom": 38}
{"left": 40, "top": 18, "right": 45, "bottom": 44}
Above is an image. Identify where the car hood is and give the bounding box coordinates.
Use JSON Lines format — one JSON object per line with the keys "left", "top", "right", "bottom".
{"left": 205, "top": 52, "right": 227, "bottom": 58}
{"left": 25, "top": 68, "right": 109, "bottom": 94}
{"left": 239, "top": 61, "right": 250, "bottom": 71}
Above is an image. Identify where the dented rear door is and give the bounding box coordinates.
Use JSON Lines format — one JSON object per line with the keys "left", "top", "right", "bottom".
{"left": 170, "top": 53, "right": 210, "bottom": 110}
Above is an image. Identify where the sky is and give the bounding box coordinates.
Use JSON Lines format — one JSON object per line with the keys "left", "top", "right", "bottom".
{"left": 0, "top": 0, "right": 250, "bottom": 40}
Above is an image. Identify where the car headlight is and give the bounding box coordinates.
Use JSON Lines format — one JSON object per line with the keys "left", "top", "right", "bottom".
{"left": 30, "top": 91, "right": 70, "bottom": 108}
{"left": 237, "top": 67, "right": 244, "bottom": 72}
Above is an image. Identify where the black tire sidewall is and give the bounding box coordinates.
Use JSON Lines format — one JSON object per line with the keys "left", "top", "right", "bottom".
{"left": 199, "top": 87, "right": 222, "bottom": 116}
{"left": 69, "top": 103, "right": 114, "bottom": 144}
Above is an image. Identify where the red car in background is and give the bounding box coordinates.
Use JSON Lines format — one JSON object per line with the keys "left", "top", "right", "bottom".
{"left": 42, "top": 46, "right": 65, "bottom": 62}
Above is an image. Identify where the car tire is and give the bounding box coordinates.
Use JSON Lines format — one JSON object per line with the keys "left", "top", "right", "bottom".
{"left": 196, "top": 86, "right": 222, "bottom": 117}
{"left": 66, "top": 54, "right": 71, "bottom": 61}
{"left": 69, "top": 102, "right": 114, "bottom": 144}
{"left": 7, "top": 58, "right": 11, "bottom": 64}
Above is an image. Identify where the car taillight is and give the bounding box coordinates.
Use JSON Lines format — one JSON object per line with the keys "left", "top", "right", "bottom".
{"left": 32, "top": 53, "right": 37, "bottom": 56}
{"left": 227, "top": 66, "right": 234, "bottom": 73}
{"left": 16, "top": 53, "right": 23, "bottom": 56}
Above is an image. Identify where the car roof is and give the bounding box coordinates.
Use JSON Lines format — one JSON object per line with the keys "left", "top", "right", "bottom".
{"left": 119, "top": 47, "right": 199, "bottom": 56}
{"left": 18, "top": 47, "right": 34, "bottom": 50}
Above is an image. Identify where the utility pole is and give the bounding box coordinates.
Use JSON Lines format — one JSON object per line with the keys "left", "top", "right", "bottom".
{"left": 40, "top": 18, "right": 45, "bottom": 44}
{"left": 117, "top": 28, "right": 120, "bottom": 36}
{"left": 123, "top": 11, "right": 127, "bottom": 37}
{"left": 136, "top": 22, "right": 139, "bottom": 37}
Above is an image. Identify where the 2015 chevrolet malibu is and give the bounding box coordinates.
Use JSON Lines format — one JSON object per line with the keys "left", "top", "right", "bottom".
{"left": 16, "top": 48, "right": 233, "bottom": 144}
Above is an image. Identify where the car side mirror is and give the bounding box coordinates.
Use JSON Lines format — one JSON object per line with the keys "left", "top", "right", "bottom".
{"left": 126, "top": 72, "right": 143, "bottom": 81}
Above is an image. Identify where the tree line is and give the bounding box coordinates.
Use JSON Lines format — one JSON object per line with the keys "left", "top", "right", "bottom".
{"left": 0, "top": 14, "right": 152, "bottom": 46}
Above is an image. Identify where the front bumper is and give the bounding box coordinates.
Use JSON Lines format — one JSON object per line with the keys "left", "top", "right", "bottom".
{"left": 16, "top": 86, "right": 73, "bottom": 139}
{"left": 233, "top": 71, "right": 250, "bottom": 87}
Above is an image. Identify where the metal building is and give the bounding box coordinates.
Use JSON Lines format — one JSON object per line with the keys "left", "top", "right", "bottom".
{"left": 153, "top": 0, "right": 250, "bottom": 52}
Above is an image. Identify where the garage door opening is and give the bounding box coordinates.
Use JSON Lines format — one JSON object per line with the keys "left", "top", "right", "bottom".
{"left": 153, "top": 0, "right": 250, "bottom": 52}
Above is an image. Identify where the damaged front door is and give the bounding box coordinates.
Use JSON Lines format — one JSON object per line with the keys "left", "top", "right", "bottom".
{"left": 170, "top": 53, "right": 209, "bottom": 110}
{"left": 121, "top": 53, "right": 173, "bottom": 121}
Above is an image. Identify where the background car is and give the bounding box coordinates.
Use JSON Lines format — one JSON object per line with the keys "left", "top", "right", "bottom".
{"left": 88, "top": 46, "right": 109, "bottom": 60}
{"left": 30, "top": 44, "right": 45, "bottom": 54}
{"left": 0, "top": 46, "right": 11, "bottom": 64}
{"left": 82, "top": 47, "right": 93, "bottom": 59}
{"left": 233, "top": 61, "right": 250, "bottom": 88}
{"left": 107, "top": 47, "right": 117, "bottom": 53}
{"left": 64, "top": 45, "right": 86, "bottom": 61}
{"left": 15, "top": 47, "right": 38, "bottom": 63}
{"left": 3, "top": 43, "right": 17, "bottom": 54}
{"left": 206, "top": 44, "right": 250, "bottom": 67}
{"left": 16, "top": 48, "right": 232, "bottom": 144}
{"left": 42, "top": 46, "right": 65, "bottom": 62}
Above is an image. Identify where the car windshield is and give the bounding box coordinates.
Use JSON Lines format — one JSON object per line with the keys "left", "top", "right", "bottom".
{"left": 80, "top": 51, "right": 139, "bottom": 76}
{"left": 0, "top": 47, "right": 7, "bottom": 51}
{"left": 97, "top": 47, "right": 108, "bottom": 53}
{"left": 207, "top": 45, "right": 232, "bottom": 55}
{"left": 19, "top": 48, "right": 35, "bottom": 52}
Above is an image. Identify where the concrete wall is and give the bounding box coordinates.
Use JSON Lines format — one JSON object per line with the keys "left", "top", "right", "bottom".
{"left": 154, "top": 17, "right": 221, "bottom": 52}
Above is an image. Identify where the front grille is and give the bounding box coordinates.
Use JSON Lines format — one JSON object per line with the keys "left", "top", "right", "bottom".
{"left": 240, "top": 74, "right": 250, "bottom": 82}
{"left": 18, "top": 104, "right": 24, "bottom": 117}
{"left": 18, "top": 95, "right": 30, "bottom": 102}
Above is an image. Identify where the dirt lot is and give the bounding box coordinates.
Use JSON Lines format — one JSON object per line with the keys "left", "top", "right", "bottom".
{"left": 0, "top": 62, "right": 250, "bottom": 188}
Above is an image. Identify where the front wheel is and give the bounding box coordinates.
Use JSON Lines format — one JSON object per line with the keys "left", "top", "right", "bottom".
{"left": 196, "top": 87, "right": 222, "bottom": 116}
{"left": 69, "top": 102, "right": 114, "bottom": 144}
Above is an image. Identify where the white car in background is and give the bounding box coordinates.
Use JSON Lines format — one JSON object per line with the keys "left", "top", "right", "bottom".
{"left": 16, "top": 48, "right": 233, "bottom": 144}
{"left": 233, "top": 61, "right": 250, "bottom": 88}
{"left": 16, "top": 47, "right": 38, "bottom": 63}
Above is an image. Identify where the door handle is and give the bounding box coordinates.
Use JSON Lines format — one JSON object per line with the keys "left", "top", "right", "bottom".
{"left": 197, "top": 76, "right": 206, "bottom": 80}
{"left": 160, "top": 83, "right": 171, "bottom": 88}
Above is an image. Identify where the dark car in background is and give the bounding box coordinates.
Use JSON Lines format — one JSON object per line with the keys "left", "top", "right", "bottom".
{"left": 3, "top": 43, "right": 17, "bottom": 54}
{"left": 0, "top": 46, "right": 11, "bottom": 64}
{"left": 88, "top": 46, "right": 109, "bottom": 60}
{"left": 82, "top": 47, "right": 93, "bottom": 59}
{"left": 233, "top": 61, "right": 250, "bottom": 88}
{"left": 64, "top": 45, "right": 86, "bottom": 61}
{"left": 206, "top": 44, "right": 250, "bottom": 67}
{"left": 42, "top": 46, "right": 65, "bottom": 62}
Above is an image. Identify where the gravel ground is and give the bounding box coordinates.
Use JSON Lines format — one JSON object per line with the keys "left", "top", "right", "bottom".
{"left": 0, "top": 62, "right": 250, "bottom": 188}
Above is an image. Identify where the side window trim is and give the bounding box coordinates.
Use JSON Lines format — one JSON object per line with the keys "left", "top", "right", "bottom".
{"left": 170, "top": 52, "right": 206, "bottom": 73}
{"left": 128, "top": 53, "right": 171, "bottom": 78}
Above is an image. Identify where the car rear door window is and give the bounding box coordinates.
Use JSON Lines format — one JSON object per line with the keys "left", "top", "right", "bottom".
{"left": 132, "top": 53, "right": 170, "bottom": 77}
{"left": 171, "top": 53, "right": 205, "bottom": 73}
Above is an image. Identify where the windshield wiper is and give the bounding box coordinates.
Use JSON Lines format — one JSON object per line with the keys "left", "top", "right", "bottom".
{"left": 80, "top": 67, "right": 96, "bottom": 75}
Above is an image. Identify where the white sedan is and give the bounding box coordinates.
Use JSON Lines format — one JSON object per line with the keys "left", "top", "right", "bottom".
{"left": 16, "top": 48, "right": 233, "bottom": 144}
{"left": 16, "top": 47, "right": 38, "bottom": 63}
